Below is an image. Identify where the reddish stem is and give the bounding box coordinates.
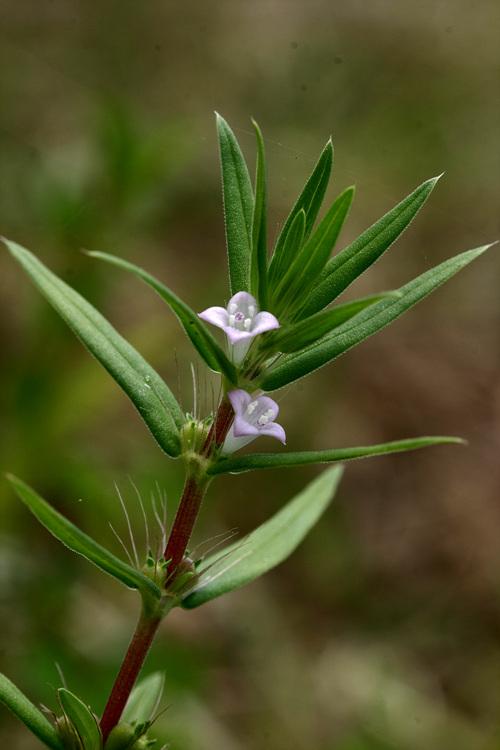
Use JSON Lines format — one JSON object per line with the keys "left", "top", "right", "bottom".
{"left": 100, "top": 610, "right": 162, "bottom": 743}
{"left": 163, "top": 476, "right": 207, "bottom": 575}
{"left": 163, "top": 397, "right": 234, "bottom": 576}
{"left": 100, "top": 398, "right": 234, "bottom": 741}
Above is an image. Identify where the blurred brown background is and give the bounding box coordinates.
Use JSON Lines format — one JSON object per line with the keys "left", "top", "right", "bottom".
{"left": 0, "top": 1, "right": 499, "bottom": 748}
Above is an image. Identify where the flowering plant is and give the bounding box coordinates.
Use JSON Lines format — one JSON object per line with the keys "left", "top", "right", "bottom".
{"left": 0, "top": 114, "right": 491, "bottom": 749}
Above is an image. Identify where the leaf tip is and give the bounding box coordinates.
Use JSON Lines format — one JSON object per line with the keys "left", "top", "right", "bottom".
{"left": 215, "top": 111, "right": 227, "bottom": 128}
{"left": 467, "top": 240, "right": 498, "bottom": 261}
{"left": 0, "top": 236, "right": 15, "bottom": 253}
{"left": 443, "top": 436, "right": 467, "bottom": 446}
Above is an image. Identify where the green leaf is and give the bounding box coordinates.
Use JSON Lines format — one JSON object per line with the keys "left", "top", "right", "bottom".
{"left": 216, "top": 113, "right": 254, "bottom": 295}
{"left": 300, "top": 175, "right": 440, "bottom": 317}
{"left": 3, "top": 238, "right": 182, "bottom": 458}
{"left": 268, "top": 139, "right": 333, "bottom": 285}
{"left": 268, "top": 209, "right": 306, "bottom": 295}
{"left": 208, "top": 436, "right": 463, "bottom": 475}
{"left": 122, "top": 672, "right": 165, "bottom": 724}
{"left": 7, "top": 475, "right": 162, "bottom": 602}
{"left": 58, "top": 689, "right": 101, "bottom": 750}
{"left": 182, "top": 466, "right": 343, "bottom": 608}
{"left": 265, "top": 292, "right": 400, "bottom": 353}
{"left": 261, "top": 244, "right": 492, "bottom": 390}
{"left": 273, "top": 187, "right": 354, "bottom": 314}
{"left": 0, "top": 673, "right": 64, "bottom": 750}
{"left": 250, "top": 119, "right": 268, "bottom": 308}
{"left": 86, "top": 251, "right": 237, "bottom": 384}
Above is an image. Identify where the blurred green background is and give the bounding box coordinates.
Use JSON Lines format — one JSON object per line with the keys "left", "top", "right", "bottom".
{"left": 0, "top": 2, "right": 499, "bottom": 748}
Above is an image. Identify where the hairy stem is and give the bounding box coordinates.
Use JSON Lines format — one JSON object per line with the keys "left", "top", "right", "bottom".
{"left": 100, "top": 609, "right": 163, "bottom": 743}
{"left": 100, "top": 397, "right": 234, "bottom": 742}
{"left": 164, "top": 397, "right": 234, "bottom": 576}
{"left": 163, "top": 475, "right": 209, "bottom": 575}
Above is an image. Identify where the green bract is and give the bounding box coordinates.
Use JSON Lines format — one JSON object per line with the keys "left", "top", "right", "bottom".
{"left": 217, "top": 113, "right": 254, "bottom": 295}
{"left": 7, "top": 475, "right": 162, "bottom": 605}
{"left": 57, "top": 689, "right": 102, "bottom": 750}
{"left": 250, "top": 119, "right": 268, "bottom": 308}
{"left": 122, "top": 672, "right": 164, "bottom": 725}
{"left": 260, "top": 244, "right": 492, "bottom": 390}
{"left": 0, "top": 674, "right": 64, "bottom": 750}
{"left": 85, "top": 251, "right": 237, "bottom": 384}
{"left": 182, "top": 466, "right": 343, "bottom": 608}
{"left": 2, "top": 238, "right": 183, "bottom": 458}
{"left": 209, "top": 436, "right": 464, "bottom": 475}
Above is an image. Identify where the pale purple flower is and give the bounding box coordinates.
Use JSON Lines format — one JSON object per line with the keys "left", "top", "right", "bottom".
{"left": 198, "top": 291, "right": 279, "bottom": 364}
{"left": 222, "top": 389, "right": 286, "bottom": 454}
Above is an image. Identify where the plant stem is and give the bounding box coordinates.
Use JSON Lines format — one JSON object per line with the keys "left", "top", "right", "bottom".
{"left": 202, "top": 396, "right": 235, "bottom": 455}
{"left": 164, "top": 396, "right": 234, "bottom": 576}
{"left": 100, "top": 398, "right": 234, "bottom": 742}
{"left": 100, "top": 608, "right": 162, "bottom": 743}
{"left": 163, "top": 475, "right": 209, "bottom": 575}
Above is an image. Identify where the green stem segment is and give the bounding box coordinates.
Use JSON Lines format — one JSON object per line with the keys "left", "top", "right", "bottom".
{"left": 100, "top": 609, "right": 162, "bottom": 744}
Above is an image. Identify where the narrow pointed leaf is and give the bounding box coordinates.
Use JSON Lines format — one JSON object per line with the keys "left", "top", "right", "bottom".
{"left": 273, "top": 186, "right": 354, "bottom": 312}
{"left": 7, "top": 475, "right": 161, "bottom": 601}
{"left": 58, "top": 689, "right": 101, "bottom": 750}
{"left": 269, "top": 208, "right": 306, "bottom": 294}
{"left": 300, "top": 175, "right": 440, "bottom": 317}
{"left": 86, "top": 251, "right": 237, "bottom": 383}
{"left": 216, "top": 113, "right": 254, "bottom": 294}
{"left": 266, "top": 292, "right": 401, "bottom": 353}
{"left": 250, "top": 119, "right": 268, "bottom": 308}
{"left": 122, "top": 672, "right": 165, "bottom": 724}
{"left": 182, "top": 466, "right": 343, "bottom": 608}
{"left": 3, "top": 239, "right": 182, "bottom": 457}
{"left": 209, "top": 436, "right": 463, "bottom": 475}
{"left": 0, "top": 674, "right": 64, "bottom": 750}
{"left": 261, "top": 244, "right": 492, "bottom": 390}
{"left": 269, "top": 139, "right": 333, "bottom": 284}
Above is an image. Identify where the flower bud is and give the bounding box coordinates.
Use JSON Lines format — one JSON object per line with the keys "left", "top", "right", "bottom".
{"left": 104, "top": 722, "right": 136, "bottom": 749}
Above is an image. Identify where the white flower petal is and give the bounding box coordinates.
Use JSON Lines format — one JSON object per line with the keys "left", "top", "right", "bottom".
{"left": 198, "top": 306, "right": 229, "bottom": 329}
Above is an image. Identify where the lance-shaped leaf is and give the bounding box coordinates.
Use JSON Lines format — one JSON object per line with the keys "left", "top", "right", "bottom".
{"left": 250, "top": 119, "right": 268, "bottom": 308}
{"left": 122, "top": 672, "right": 165, "bottom": 724}
{"left": 86, "top": 252, "right": 237, "bottom": 383}
{"left": 269, "top": 209, "right": 306, "bottom": 297}
{"left": 0, "top": 674, "right": 64, "bottom": 750}
{"left": 58, "top": 689, "right": 101, "bottom": 750}
{"left": 261, "top": 244, "right": 492, "bottom": 390}
{"left": 268, "top": 139, "right": 333, "bottom": 285}
{"left": 217, "top": 113, "right": 254, "bottom": 295}
{"left": 7, "top": 475, "right": 162, "bottom": 602}
{"left": 300, "top": 175, "right": 440, "bottom": 317}
{"left": 265, "top": 291, "right": 401, "bottom": 354}
{"left": 209, "top": 436, "right": 463, "bottom": 475}
{"left": 3, "top": 239, "right": 183, "bottom": 458}
{"left": 182, "top": 466, "right": 343, "bottom": 608}
{"left": 273, "top": 186, "right": 354, "bottom": 314}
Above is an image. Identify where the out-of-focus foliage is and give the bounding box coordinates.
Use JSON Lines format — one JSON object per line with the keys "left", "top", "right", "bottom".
{"left": 0, "top": 2, "right": 499, "bottom": 749}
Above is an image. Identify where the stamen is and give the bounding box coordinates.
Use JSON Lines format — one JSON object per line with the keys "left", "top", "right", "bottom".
{"left": 229, "top": 314, "right": 236, "bottom": 326}
{"left": 244, "top": 317, "right": 252, "bottom": 330}
{"left": 248, "top": 305, "right": 255, "bottom": 317}
{"left": 229, "top": 302, "right": 237, "bottom": 313}
{"left": 258, "top": 414, "right": 270, "bottom": 426}
{"left": 246, "top": 401, "right": 258, "bottom": 415}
